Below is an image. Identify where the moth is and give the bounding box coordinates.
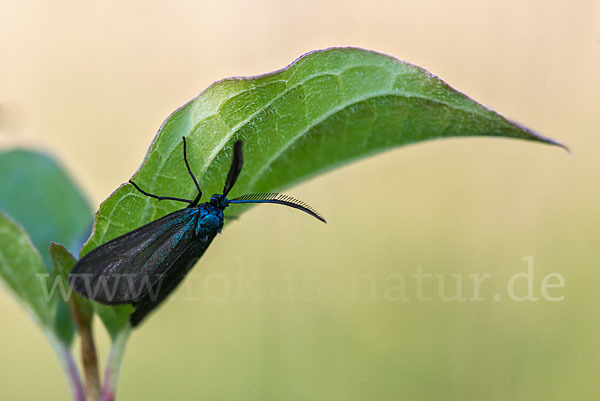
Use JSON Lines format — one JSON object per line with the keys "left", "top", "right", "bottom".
{"left": 69, "top": 138, "right": 325, "bottom": 326}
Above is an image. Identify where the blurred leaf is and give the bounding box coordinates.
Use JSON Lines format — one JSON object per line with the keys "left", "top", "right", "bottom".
{"left": 94, "top": 304, "right": 133, "bottom": 341}
{"left": 0, "top": 149, "right": 131, "bottom": 338}
{"left": 0, "top": 149, "right": 92, "bottom": 267}
{"left": 54, "top": 297, "right": 76, "bottom": 345}
{"left": 0, "top": 211, "right": 74, "bottom": 345}
{"left": 79, "top": 47, "right": 565, "bottom": 330}
{"left": 50, "top": 243, "right": 94, "bottom": 327}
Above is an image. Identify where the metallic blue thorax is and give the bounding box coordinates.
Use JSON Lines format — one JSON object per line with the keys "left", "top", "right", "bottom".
{"left": 195, "top": 197, "right": 226, "bottom": 235}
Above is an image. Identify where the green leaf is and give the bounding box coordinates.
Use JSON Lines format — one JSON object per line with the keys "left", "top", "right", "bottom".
{"left": 50, "top": 243, "right": 94, "bottom": 328}
{"left": 94, "top": 304, "right": 133, "bottom": 341}
{"left": 82, "top": 47, "right": 565, "bottom": 255}
{"left": 0, "top": 215, "right": 85, "bottom": 395}
{"left": 0, "top": 149, "right": 91, "bottom": 344}
{"left": 0, "top": 149, "right": 92, "bottom": 267}
{"left": 0, "top": 211, "right": 73, "bottom": 344}
{"left": 79, "top": 47, "right": 565, "bottom": 330}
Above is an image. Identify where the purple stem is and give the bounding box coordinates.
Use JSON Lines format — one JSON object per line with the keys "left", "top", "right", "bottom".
{"left": 100, "top": 365, "right": 115, "bottom": 401}
{"left": 62, "top": 346, "right": 86, "bottom": 401}
{"left": 100, "top": 328, "right": 131, "bottom": 401}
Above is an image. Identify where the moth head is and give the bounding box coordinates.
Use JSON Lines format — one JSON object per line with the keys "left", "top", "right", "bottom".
{"left": 209, "top": 193, "right": 230, "bottom": 209}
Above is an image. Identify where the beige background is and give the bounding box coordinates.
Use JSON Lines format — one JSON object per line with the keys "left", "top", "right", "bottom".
{"left": 1, "top": 1, "right": 599, "bottom": 400}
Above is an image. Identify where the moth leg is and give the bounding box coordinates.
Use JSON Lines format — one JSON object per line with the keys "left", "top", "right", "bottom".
{"left": 129, "top": 180, "right": 195, "bottom": 205}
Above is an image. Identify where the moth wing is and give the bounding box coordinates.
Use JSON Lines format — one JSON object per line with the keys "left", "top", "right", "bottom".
{"left": 70, "top": 208, "right": 200, "bottom": 304}
{"left": 129, "top": 236, "right": 213, "bottom": 326}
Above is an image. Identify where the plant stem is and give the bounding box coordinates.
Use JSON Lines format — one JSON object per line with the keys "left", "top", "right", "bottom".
{"left": 55, "top": 342, "right": 86, "bottom": 401}
{"left": 78, "top": 319, "right": 101, "bottom": 401}
{"left": 101, "top": 327, "right": 131, "bottom": 401}
{"left": 67, "top": 296, "right": 101, "bottom": 400}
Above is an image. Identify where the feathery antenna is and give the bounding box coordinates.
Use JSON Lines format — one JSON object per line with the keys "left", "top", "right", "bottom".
{"left": 229, "top": 193, "right": 326, "bottom": 223}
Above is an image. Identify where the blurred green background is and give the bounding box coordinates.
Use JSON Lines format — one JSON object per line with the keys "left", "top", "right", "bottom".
{"left": 0, "top": 1, "right": 598, "bottom": 400}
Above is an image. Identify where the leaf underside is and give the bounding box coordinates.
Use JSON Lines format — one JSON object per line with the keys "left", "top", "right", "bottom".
{"left": 0, "top": 211, "right": 73, "bottom": 345}
{"left": 79, "top": 47, "right": 565, "bottom": 330}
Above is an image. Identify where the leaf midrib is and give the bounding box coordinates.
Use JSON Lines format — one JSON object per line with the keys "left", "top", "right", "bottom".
{"left": 154, "top": 64, "right": 463, "bottom": 196}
